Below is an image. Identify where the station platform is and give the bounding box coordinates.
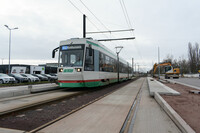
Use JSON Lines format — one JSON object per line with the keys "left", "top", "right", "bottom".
{"left": 147, "top": 77, "right": 180, "bottom": 96}
{"left": 131, "top": 78, "right": 181, "bottom": 133}
{"left": 0, "top": 83, "right": 58, "bottom": 99}
{"left": 37, "top": 78, "right": 182, "bottom": 133}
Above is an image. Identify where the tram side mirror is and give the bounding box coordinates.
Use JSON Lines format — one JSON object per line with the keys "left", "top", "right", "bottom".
{"left": 52, "top": 50, "right": 55, "bottom": 58}
{"left": 52, "top": 47, "right": 59, "bottom": 58}
{"left": 89, "top": 48, "right": 93, "bottom": 56}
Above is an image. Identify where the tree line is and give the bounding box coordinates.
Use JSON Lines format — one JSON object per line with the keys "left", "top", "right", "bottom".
{"left": 162, "top": 42, "right": 200, "bottom": 74}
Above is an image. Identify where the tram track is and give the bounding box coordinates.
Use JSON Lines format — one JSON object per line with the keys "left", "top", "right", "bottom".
{"left": 0, "top": 78, "right": 139, "bottom": 132}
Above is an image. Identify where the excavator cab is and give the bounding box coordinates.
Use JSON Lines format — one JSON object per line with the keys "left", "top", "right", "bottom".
{"left": 164, "top": 66, "right": 172, "bottom": 73}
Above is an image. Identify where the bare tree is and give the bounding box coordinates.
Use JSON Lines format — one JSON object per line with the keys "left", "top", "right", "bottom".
{"left": 178, "top": 56, "right": 189, "bottom": 74}
{"left": 188, "top": 42, "right": 199, "bottom": 73}
{"left": 195, "top": 43, "right": 200, "bottom": 71}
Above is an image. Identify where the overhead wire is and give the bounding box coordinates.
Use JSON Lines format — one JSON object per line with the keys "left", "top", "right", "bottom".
{"left": 68, "top": 0, "right": 84, "bottom": 15}
{"left": 119, "top": 0, "right": 131, "bottom": 29}
{"left": 79, "top": 0, "right": 110, "bottom": 31}
{"left": 78, "top": 0, "right": 121, "bottom": 47}
{"left": 122, "top": 0, "right": 133, "bottom": 29}
{"left": 86, "top": 17, "right": 113, "bottom": 40}
{"left": 67, "top": 0, "right": 105, "bottom": 39}
{"left": 67, "top": 0, "right": 118, "bottom": 47}
{"left": 119, "top": 0, "right": 148, "bottom": 72}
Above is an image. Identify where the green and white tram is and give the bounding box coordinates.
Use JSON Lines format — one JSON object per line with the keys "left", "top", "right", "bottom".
{"left": 52, "top": 38, "right": 131, "bottom": 87}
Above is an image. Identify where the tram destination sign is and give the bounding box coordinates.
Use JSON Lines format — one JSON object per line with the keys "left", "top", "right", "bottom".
{"left": 61, "top": 45, "right": 83, "bottom": 51}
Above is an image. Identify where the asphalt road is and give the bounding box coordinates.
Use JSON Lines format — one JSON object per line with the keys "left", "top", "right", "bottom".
{"left": 170, "top": 77, "right": 200, "bottom": 88}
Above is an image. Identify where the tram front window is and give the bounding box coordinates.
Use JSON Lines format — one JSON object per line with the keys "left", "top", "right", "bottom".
{"left": 59, "top": 44, "right": 84, "bottom": 67}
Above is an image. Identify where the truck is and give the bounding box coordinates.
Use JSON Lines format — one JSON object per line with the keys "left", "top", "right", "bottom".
{"left": 153, "top": 62, "right": 180, "bottom": 79}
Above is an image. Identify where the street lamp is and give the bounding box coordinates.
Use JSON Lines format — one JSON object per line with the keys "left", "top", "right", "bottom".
{"left": 4, "top": 25, "right": 18, "bottom": 74}
{"left": 115, "top": 46, "right": 123, "bottom": 83}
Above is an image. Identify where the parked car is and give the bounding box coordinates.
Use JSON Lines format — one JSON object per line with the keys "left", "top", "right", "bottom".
{"left": 41, "top": 74, "right": 57, "bottom": 81}
{"left": 49, "top": 73, "right": 58, "bottom": 80}
{"left": 8, "top": 73, "right": 29, "bottom": 83}
{"left": 21, "top": 74, "right": 40, "bottom": 82}
{"left": 49, "top": 73, "right": 57, "bottom": 76}
{"left": 32, "top": 74, "right": 48, "bottom": 81}
{"left": 0, "top": 73, "right": 15, "bottom": 84}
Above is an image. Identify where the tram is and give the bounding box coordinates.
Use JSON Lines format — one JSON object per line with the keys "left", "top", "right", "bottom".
{"left": 52, "top": 38, "right": 132, "bottom": 87}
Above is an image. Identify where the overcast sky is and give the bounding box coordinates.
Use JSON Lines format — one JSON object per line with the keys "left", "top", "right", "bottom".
{"left": 1, "top": 0, "right": 200, "bottom": 72}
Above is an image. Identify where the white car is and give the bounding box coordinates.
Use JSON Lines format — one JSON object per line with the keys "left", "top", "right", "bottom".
{"left": 0, "top": 73, "right": 16, "bottom": 84}
{"left": 21, "top": 74, "right": 40, "bottom": 82}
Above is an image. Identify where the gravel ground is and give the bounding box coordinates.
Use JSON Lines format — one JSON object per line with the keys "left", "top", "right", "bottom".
{"left": 161, "top": 82, "right": 200, "bottom": 133}
{"left": 0, "top": 79, "right": 137, "bottom": 131}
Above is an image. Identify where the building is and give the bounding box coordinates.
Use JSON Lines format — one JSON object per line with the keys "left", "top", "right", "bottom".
{"left": 0, "top": 64, "right": 57, "bottom": 74}
{"left": 39, "top": 63, "right": 58, "bottom": 74}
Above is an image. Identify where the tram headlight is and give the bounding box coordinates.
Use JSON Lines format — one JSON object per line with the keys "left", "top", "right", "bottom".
{"left": 76, "top": 68, "right": 82, "bottom": 72}
{"left": 59, "top": 68, "right": 63, "bottom": 72}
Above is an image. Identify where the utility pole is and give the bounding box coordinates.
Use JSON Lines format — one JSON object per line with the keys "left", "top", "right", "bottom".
{"left": 83, "top": 14, "right": 86, "bottom": 38}
{"left": 115, "top": 46, "right": 123, "bottom": 83}
{"left": 132, "top": 58, "right": 134, "bottom": 76}
{"left": 158, "top": 47, "right": 160, "bottom": 80}
{"left": 135, "top": 63, "right": 137, "bottom": 75}
{"left": 127, "top": 62, "right": 129, "bottom": 79}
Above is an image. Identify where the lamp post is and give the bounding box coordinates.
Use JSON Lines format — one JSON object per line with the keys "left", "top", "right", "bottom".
{"left": 115, "top": 46, "right": 123, "bottom": 83}
{"left": 4, "top": 25, "right": 18, "bottom": 74}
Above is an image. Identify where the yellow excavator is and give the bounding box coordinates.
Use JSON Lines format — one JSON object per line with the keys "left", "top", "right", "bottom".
{"left": 153, "top": 62, "right": 180, "bottom": 79}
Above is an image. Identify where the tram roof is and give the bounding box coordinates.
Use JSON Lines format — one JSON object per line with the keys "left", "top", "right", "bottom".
{"left": 60, "top": 38, "right": 128, "bottom": 65}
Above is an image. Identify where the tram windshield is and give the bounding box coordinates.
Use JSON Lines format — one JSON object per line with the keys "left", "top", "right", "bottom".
{"left": 59, "top": 44, "right": 84, "bottom": 67}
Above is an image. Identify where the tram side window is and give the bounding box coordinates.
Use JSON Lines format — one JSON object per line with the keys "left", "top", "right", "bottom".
{"left": 105, "top": 55, "right": 110, "bottom": 72}
{"left": 110, "top": 58, "right": 115, "bottom": 72}
{"left": 84, "top": 48, "right": 94, "bottom": 71}
{"left": 99, "top": 52, "right": 105, "bottom": 71}
{"left": 99, "top": 52, "right": 117, "bottom": 72}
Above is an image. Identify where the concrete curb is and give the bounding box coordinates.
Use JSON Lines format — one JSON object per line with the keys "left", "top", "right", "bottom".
{"left": 154, "top": 92, "right": 195, "bottom": 133}
{"left": 147, "top": 77, "right": 180, "bottom": 96}
{"left": 146, "top": 77, "right": 196, "bottom": 133}
{"left": 29, "top": 83, "right": 59, "bottom": 93}
{"left": 0, "top": 83, "right": 59, "bottom": 99}
{"left": 0, "top": 89, "right": 30, "bottom": 99}
{"left": 0, "top": 127, "right": 24, "bottom": 133}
